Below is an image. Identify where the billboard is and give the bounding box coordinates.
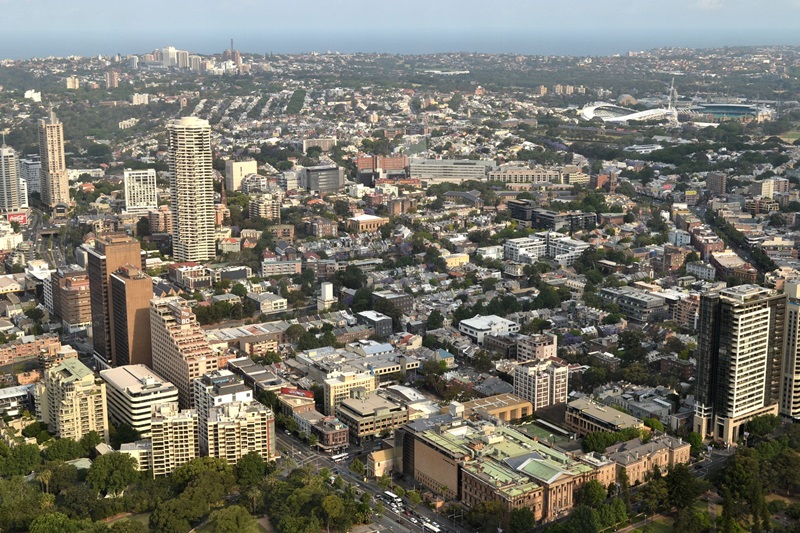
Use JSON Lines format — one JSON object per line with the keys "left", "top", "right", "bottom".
{"left": 7, "top": 212, "right": 28, "bottom": 225}
{"left": 280, "top": 387, "right": 314, "bottom": 399}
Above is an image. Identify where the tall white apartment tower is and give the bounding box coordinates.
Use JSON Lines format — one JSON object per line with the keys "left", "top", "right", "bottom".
{"left": 513, "top": 359, "right": 569, "bottom": 411}
{"left": 781, "top": 281, "right": 800, "bottom": 422}
{"left": 167, "top": 117, "right": 215, "bottom": 262}
{"left": 38, "top": 109, "right": 70, "bottom": 209}
{"left": 0, "top": 144, "right": 23, "bottom": 213}
{"left": 123, "top": 168, "right": 158, "bottom": 216}
{"left": 695, "top": 285, "right": 785, "bottom": 443}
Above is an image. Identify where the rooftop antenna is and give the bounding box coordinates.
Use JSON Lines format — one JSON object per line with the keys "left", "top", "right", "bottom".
{"left": 0, "top": 128, "right": 8, "bottom": 146}
{"left": 230, "top": 38, "right": 234, "bottom": 56}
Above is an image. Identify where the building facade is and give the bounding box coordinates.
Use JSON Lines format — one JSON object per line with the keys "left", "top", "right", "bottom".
{"left": 100, "top": 365, "right": 179, "bottom": 438}
{"left": 36, "top": 358, "right": 109, "bottom": 442}
{"left": 123, "top": 168, "right": 158, "bottom": 216}
{"left": 513, "top": 359, "right": 569, "bottom": 411}
{"left": 110, "top": 265, "right": 153, "bottom": 367}
{"left": 694, "top": 285, "right": 785, "bottom": 443}
{"left": 168, "top": 117, "right": 215, "bottom": 262}
{"left": 150, "top": 297, "right": 220, "bottom": 408}
{"left": 0, "top": 144, "right": 24, "bottom": 213}
{"left": 206, "top": 401, "right": 276, "bottom": 464}
{"left": 86, "top": 233, "right": 146, "bottom": 367}
{"left": 150, "top": 402, "right": 198, "bottom": 477}
{"left": 38, "top": 110, "right": 70, "bottom": 209}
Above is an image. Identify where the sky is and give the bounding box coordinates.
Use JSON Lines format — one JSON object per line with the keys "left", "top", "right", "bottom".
{"left": 2, "top": 0, "right": 800, "bottom": 59}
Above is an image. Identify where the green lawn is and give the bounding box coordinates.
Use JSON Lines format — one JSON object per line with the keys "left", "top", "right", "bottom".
{"left": 779, "top": 130, "right": 800, "bottom": 142}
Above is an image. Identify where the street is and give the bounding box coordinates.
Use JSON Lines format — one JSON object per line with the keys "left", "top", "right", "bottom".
{"left": 274, "top": 431, "right": 464, "bottom": 533}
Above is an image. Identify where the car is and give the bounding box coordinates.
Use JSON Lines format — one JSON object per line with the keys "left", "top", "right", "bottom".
{"left": 285, "top": 430, "right": 291, "bottom": 435}
{"left": 410, "top": 518, "right": 419, "bottom": 524}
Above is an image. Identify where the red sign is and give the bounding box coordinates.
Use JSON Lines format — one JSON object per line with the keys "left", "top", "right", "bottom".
{"left": 7, "top": 213, "right": 27, "bottom": 224}
{"left": 280, "top": 387, "right": 314, "bottom": 399}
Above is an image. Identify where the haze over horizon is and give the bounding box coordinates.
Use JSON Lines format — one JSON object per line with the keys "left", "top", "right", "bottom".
{"left": 2, "top": 0, "right": 800, "bottom": 59}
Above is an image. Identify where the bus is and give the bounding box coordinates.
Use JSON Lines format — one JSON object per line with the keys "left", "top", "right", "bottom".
{"left": 384, "top": 491, "right": 401, "bottom": 504}
{"left": 423, "top": 523, "right": 441, "bottom": 533}
{"left": 331, "top": 453, "right": 348, "bottom": 463}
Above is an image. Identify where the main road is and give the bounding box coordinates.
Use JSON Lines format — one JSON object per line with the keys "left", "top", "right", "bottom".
{"left": 274, "top": 431, "right": 464, "bottom": 533}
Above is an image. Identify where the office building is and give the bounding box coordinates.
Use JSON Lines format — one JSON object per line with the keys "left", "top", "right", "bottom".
{"left": 565, "top": 397, "right": 645, "bottom": 437}
{"left": 19, "top": 156, "right": 41, "bottom": 195}
{"left": 123, "top": 168, "right": 158, "bottom": 216}
{"left": 225, "top": 159, "right": 257, "bottom": 192}
{"left": 323, "top": 371, "right": 379, "bottom": 416}
{"left": 517, "top": 334, "right": 557, "bottom": 362}
{"left": 599, "top": 286, "right": 670, "bottom": 325}
{"left": 694, "top": 285, "right": 785, "bottom": 443}
{"left": 51, "top": 266, "right": 92, "bottom": 334}
{"left": 193, "top": 370, "right": 253, "bottom": 455}
{"left": 335, "top": 390, "right": 409, "bottom": 443}
{"left": 168, "top": 117, "right": 215, "bottom": 262}
{"left": 300, "top": 165, "right": 345, "bottom": 194}
{"left": 206, "top": 401, "right": 276, "bottom": 464}
{"left": 706, "top": 172, "right": 727, "bottom": 196}
{"left": 781, "top": 282, "right": 800, "bottom": 422}
{"left": 100, "top": 365, "right": 179, "bottom": 438}
{"left": 150, "top": 402, "right": 198, "bottom": 477}
{"left": 110, "top": 265, "right": 153, "bottom": 367}
{"left": 150, "top": 297, "right": 220, "bottom": 408}
{"left": 38, "top": 109, "right": 70, "bottom": 209}
{"left": 408, "top": 158, "right": 495, "bottom": 184}
{"left": 513, "top": 359, "right": 569, "bottom": 411}
{"left": 35, "top": 358, "right": 109, "bottom": 442}
{"left": 356, "top": 310, "right": 393, "bottom": 338}
{"left": 0, "top": 144, "right": 24, "bottom": 213}
{"left": 87, "top": 233, "right": 146, "bottom": 367}
{"left": 459, "top": 315, "right": 520, "bottom": 345}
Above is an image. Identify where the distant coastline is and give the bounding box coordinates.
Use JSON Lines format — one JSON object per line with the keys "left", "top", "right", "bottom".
{"left": 1, "top": 28, "right": 799, "bottom": 60}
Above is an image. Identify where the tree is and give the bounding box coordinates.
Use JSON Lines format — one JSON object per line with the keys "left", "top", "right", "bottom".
{"left": 567, "top": 505, "right": 600, "bottom": 533}
{"left": 246, "top": 486, "right": 262, "bottom": 514}
{"left": 350, "top": 458, "right": 365, "bottom": 475}
{"left": 29, "top": 512, "right": 87, "bottom": 533}
{"left": 509, "top": 507, "right": 536, "bottom": 533}
{"left": 643, "top": 418, "right": 665, "bottom": 433}
{"left": 36, "top": 469, "right": 52, "bottom": 494}
{"left": 231, "top": 283, "right": 248, "bottom": 298}
{"left": 322, "top": 495, "right": 345, "bottom": 533}
{"left": 79, "top": 430, "right": 103, "bottom": 453}
{"left": 687, "top": 431, "right": 704, "bottom": 455}
{"left": 110, "top": 422, "right": 141, "bottom": 449}
{"left": 87, "top": 452, "right": 139, "bottom": 496}
{"left": 638, "top": 477, "right": 668, "bottom": 515}
{"left": 209, "top": 505, "right": 257, "bottom": 533}
{"left": 286, "top": 324, "right": 306, "bottom": 342}
{"left": 236, "top": 451, "right": 266, "bottom": 488}
{"left": 745, "top": 414, "right": 781, "bottom": 440}
{"left": 427, "top": 309, "right": 444, "bottom": 329}
{"left": 576, "top": 479, "right": 606, "bottom": 508}
{"left": 150, "top": 499, "right": 192, "bottom": 533}
{"left": 172, "top": 457, "right": 233, "bottom": 491}
{"left": 44, "top": 438, "right": 85, "bottom": 461}
{"left": 109, "top": 520, "right": 149, "bottom": 533}
{"left": 665, "top": 464, "right": 701, "bottom": 510}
